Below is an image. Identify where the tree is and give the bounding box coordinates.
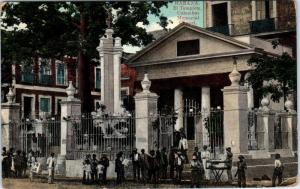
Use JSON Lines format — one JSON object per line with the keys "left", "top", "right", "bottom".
{"left": 1, "top": 2, "right": 168, "bottom": 112}
{"left": 246, "top": 52, "right": 296, "bottom": 104}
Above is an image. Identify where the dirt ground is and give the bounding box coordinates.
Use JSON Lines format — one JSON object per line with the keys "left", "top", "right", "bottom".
{"left": 1, "top": 177, "right": 298, "bottom": 189}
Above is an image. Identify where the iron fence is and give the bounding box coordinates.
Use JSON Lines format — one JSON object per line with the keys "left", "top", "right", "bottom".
{"left": 9, "top": 116, "right": 61, "bottom": 157}
{"left": 66, "top": 113, "right": 135, "bottom": 160}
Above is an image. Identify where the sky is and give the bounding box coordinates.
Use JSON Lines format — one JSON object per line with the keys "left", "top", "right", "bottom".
{"left": 123, "top": 1, "right": 205, "bottom": 53}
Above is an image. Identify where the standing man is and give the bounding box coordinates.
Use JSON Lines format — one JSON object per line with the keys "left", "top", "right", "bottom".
{"left": 46, "top": 152, "right": 56, "bottom": 184}
{"left": 115, "top": 151, "right": 125, "bottom": 184}
{"left": 272, "top": 153, "right": 283, "bottom": 186}
{"left": 168, "top": 147, "right": 176, "bottom": 180}
{"left": 99, "top": 153, "right": 109, "bottom": 184}
{"left": 174, "top": 151, "right": 184, "bottom": 184}
{"left": 90, "top": 154, "right": 98, "bottom": 184}
{"left": 160, "top": 147, "right": 168, "bottom": 179}
{"left": 178, "top": 132, "right": 188, "bottom": 163}
{"left": 147, "top": 150, "right": 158, "bottom": 183}
{"left": 139, "top": 149, "right": 148, "bottom": 184}
{"left": 225, "top": 147, "right": 233, "bottom": 184}
{"left": 130, "top": 148, "right": 141, "bottom": 181}
{"left": 201, "top": 145, "right": 211, "bottom": 180}
{"left": 193, "top": 147, "right": 202, "bottom": 163}
{"left": 235, "top": 155, "right": 247, "bottom": 187}
{"left": 190, "top": 155, "right": 203, "bottom": 188}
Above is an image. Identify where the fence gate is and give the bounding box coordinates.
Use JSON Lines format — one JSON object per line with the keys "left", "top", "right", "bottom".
{"left": 10, "top": 116, "right": 61, "bottom": 157}
{"left": 67, "top": 113, "right": 135, "bottom": 160}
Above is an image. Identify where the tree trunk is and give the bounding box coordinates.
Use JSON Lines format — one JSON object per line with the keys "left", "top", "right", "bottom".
{"left": 78, "top": 10, "right": 92, "bottom": 113}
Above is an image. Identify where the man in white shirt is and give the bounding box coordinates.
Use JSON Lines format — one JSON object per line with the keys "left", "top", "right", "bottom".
{"left": 272, "top": 153, "right": 283, "bottom": 186}
{"left": 201, "top": 145, "right": 211, "bottom": 180}
{"left": 46, "top": 152, "right": 56, "bottom": 184}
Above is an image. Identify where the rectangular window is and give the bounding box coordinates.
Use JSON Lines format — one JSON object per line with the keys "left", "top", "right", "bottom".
{"left": 95, "top": 68, "right": 101, "bottom": 89}
{"left": 56, "top": 63, "right": 65, "bottom": 85}
{"left": 57, "top": 99, "right": 62, "bottom": 115}
{"left": 177, "top": 39, "right": 200, "bottom": 56}
{"left": 40, "top": 98, "right": 50, "bottom": 113}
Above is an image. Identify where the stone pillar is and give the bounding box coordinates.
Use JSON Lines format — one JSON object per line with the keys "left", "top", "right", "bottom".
{"left": 1, "top": 87, "right": 20, "bottom": 148}
{"left": 256, "top": 97, "right": 275, "bottom": 152}
{"left": 134, "top": 74, "right": 159, "bottom": 153}
{"left": 282, "top": 100, "right": 297, "bottom": 152}
{"left": 174, "top": 88, "right": 183, "bottom": 131}
{"left": 97, "top": 29, "right": 123, "bottom": 114}
{"left": 222, "top": 59, "right": 249, "bottom": 155}
{"left": 201, "top": 86, "right": 210, "bottom": 146}
{"left": 58, "top": 81, "right": 81, "bottom": 175}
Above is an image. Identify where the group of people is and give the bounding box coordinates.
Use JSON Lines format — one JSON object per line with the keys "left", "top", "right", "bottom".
{"left": 82, "top": 153, "right": 109, "bottom": 185}
{"left": 1, "top": 147, "right": 56, "bottom": 184}
{"left": 1, "top": 147, "right": 28, "bottom": 178}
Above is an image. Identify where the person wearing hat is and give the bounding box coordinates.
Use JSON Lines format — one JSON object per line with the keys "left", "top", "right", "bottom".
{"left": 147, "top": 150, "right": 158, "bottom": 183}
{"left": 99, "top": 153, "right": 109, "bottom": 184}
{"left": 235, "top": 155, "right": 247, "bottom": 187}
{"left": 90, "top": 154, "right": 99, "bottom": 184}
{"left": 272, "top": 153, "right": 283, "bottom": 187}
{"left": 190, "top": 155, "right": 203, "bottom": 188}
{"left": 160, "top": 147, "right": 168, "bottom": 179}
{"left": 130, "top": 148, "right": 141, "bottom": 181}
{"left": 225, "top": 147, "right": 233, "bottom": 184}
{"left": 168, "top": 147, "right": 176, "bottom": 180}
{"left": 46, "top": 152, "right": 56, "bottom": 184}
{"left": 115, "top": 151, "right": 125, "bottom": 184}
{"left": 139, "top": 149, "right": 149, "bottom": 184}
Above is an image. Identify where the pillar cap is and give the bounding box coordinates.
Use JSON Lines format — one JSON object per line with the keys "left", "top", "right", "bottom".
{"left": 285, "top": 99, "right": 296, "bottom": 113}
{"left": 6, "top": 87, "right": 15, "bottom": 104}
{"left": 141, "top": 73, "right": 151, "bottom": 93}
{"left": 66, "top": 81, "right": 76, "bottom": 101}
{"left": 229, "top": 57, "right": 241, "bottom": 87}
{"left": 261, "top": 97, "right": 270, "bottom": 112}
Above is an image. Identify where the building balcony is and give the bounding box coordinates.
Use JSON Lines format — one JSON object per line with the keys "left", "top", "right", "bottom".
{"left": 39, "top": 74, "right": 53, "bottom": 85}
{"left": 21, "top": 72, "right": 34, "bottom": 84}
{"left": 249, "top": 18, "right": 275, "bottom": 34}
{"left": 206, "top": 25, "right": 231, "bottom": 36}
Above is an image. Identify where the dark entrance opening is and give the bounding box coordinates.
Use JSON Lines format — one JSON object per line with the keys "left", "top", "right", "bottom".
{"left": 212, "top": 3, "right": 228, "bottom": 26}
{"left": 186, "top": 116, "right": 195, "bottom": 140}
{"left": 24, "top": 96, "right": 32, "bottom": 118}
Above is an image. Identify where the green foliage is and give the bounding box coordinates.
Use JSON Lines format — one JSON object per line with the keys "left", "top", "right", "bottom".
{"left": 247, "top": 52, "right": 296, "bottom": 102}
{"left": 1, "top": 2, "right": 168, "bottom": 65}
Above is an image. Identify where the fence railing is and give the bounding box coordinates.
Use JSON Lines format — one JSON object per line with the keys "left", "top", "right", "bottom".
{"left": 9, "top": 116, "right": 61, "bottom": 157}
{"left": 66, "top": 113, "right": 135, "bottom": 161}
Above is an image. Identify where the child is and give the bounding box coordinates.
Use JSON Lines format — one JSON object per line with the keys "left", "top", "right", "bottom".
{"left": 97, "top": 163, "right": 104, "bottom": 184}
{"left": 272, "top": 153, "right": 283, "bottom": 186}
{"left": 190, "top": 155, "right": 203, "bottom": 188}
{"left": 82, "top": 157, "right": 91, "bottom": 184}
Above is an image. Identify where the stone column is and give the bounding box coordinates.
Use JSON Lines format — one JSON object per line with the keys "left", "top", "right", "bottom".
{"left": 282, "top": 100, "right": 297, "bottom": 152}
{"left": 97, "top": 29, "right": 123, "bottom": 114}
{"left": 134, "top": 74, "right": 159, "bottom": 153}
{"left": 174, "top": 88, "right": 183, "bottom": 131}
{"left": 1, "top": 87, "right": 20, "bottom": 148}
{"left": 58, "top": 81, "right": 81, "bottom": 175}
{"left": 256, "top": 97, "right": 275, "bottom": 152}
{"left": 201, "top": 86, "right": 210, "bottom": 146}
{"left": 222, "top": 59, "right": 249, "bottom": 155}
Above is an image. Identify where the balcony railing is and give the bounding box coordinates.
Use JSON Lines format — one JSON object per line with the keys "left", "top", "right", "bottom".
{"left": 249, "top": 18, "right": 275, "bottom": 34}
{"left": 21, "top": 72, "right": 34, "bottom": 84}
{"left": 39, "top": 74, "right": 53, "bottom": 85}
{"left": 206, "top": 25, "right": 231, "bottom": 36}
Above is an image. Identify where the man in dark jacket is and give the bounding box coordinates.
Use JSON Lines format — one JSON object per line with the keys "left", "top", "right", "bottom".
{"left": 168, "top": 147, "right": 176, "bottom": 180}
{"left": 130, "top": 148, "right": 140, "bottom": 181}
{"left": 148, "top": 150, "right": 158, "bottom": 183}
{"left": 235, "top": 155, "right": 247, "bottom": 187}
{"left": 99, "top": 153, "right": 109, "bottom": 184}
{"left": 139, "top": 149, "right": 148, "bottom": 184}
{"left": 115, "top": 151, "right": 124, "bottom": 184}
{"left": 160, "top": 147, "right": 168, "bottom": 179}
{"left": 90, "top": 154, "right": 98, "bottom": 183}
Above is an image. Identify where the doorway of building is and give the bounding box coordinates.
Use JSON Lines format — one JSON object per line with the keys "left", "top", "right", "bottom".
{"left": 212, "top": 3, "right": 228, "bottom": 27}
{"left": 24, "top": 96, "right": 33, "bottom": 118}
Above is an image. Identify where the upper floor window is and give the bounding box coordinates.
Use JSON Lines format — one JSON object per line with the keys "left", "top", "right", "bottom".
{"left": 56, "top": 61, "right": 67, "bottom": 86}
{"left": 95, "top": 67, "right": 101, "bottom": 90}
{"left": 177, "top": 39, "right": 200, "bottom": 56}
{"left": 40, "top": 97, "right": 51, "bottom": 113}
{"left": 39, "top": 58, "right": 52, "bottom": 85}
{"left": 21, "top": 64, "right": 34, "bottom": 83}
